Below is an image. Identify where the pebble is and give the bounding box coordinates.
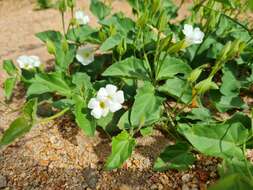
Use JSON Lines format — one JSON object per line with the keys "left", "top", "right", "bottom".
{"left": 182, "top": 184, "right": 190, "bottom": 190}
{"left": 182, "top": 174, "right": 191, "bottom": 183}
{"left": 0, "top": 175, "right": 7, "bottom": 188}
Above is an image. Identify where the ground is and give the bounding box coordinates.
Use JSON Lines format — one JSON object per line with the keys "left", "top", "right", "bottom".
{"left": 0, "top": 0, "right": 218, "bottom": 189}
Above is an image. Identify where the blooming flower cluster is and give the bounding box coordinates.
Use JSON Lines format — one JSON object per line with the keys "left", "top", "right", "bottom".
{"left": 76, "top": 46, "right": 94, "bottom": 66}
{"left": 88, "top": 84, "right": 124, "bottom": 119}
{"left": 75, "top": 10, "right": 90, "bottom": 25}
{"left": 17, "top": 55, "right": 41, "bottom": 69}
{"left": 183, "top": 24, "right": 204, "bottom": 45}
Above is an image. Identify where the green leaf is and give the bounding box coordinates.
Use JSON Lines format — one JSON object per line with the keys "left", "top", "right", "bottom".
{"left": 154, "top": 142, "right": 196, "bottom": 171}
{"left": 140, "top": 126, "right": 153, "bottom": 136}
{"left": 118, "top": 110, "right": 131, "bottom": 130}
{"left": 4, "top": 77, "right": 16, "bottom": 100}
{"left": 0, "top": 117, "right": 32, "bottom": 146}
{"left": 27, "top": 72, "right": 72, "bottom": 97}
{"left": 178, "top": 122, "right": 249, "bottom": 159}
{"left": 0, "top": 99, "right": 37, "bottom": 146}
{"left": 66, "top": 25, "right": 97, "bottom": 43}
{"left": 103, "top": 56, "right": 150, "bottom": 80}
{"left": 158, "top": 77, "right": 192, "bottom": 104}
{"left": 52, "top": 99, "right": 74, "bottom": 110}
{"left": 219, "top": 158, "right": 253, "bottom": 179}
{"left": 220, "top": 64, "right": 241, "bottom": 97}
{"left": 36, "top": 30, "right": 62, "bottom": 43}
{"left": 209, "top": 174, "right": 253, "bottom": 190}
{"left": 3, "top": 60, "right": 17, "bottom": 76}
{"left": 210, "top": 90, "right": 247, "bottom": 112}
{"left": 100, "top": 33, "right": 122, "bottom": 52}
{"left": 72, "top": 72, "right": 92, "bottom": 91}
{"left": 131, "top": 83, "right": 164, "bottom": 127}
{"left": 55, "top": 43, "right": 76, "bottom": 70}
{"left": 185, "top": 107, "right": 213, "bottom": 122}
{"left": 73, "top": 96, "right": 96, "bottom": 136}
{"left": 157, "top": 56, "right": 192, "bottom": 80}
{"left": 90, "top": 0, "right": 111, "bottom": 20}
{"left": 105, "top": 131, "right": 136, "bottom": 170}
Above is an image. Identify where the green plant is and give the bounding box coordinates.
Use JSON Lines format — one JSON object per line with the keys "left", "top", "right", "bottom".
{"left": 1, "top": 0, "right": 253, "bottom": 189}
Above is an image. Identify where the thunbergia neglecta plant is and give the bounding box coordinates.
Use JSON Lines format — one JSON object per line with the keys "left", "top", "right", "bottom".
{"left": 1, "top": 0, "right": 253, "bottom": 188}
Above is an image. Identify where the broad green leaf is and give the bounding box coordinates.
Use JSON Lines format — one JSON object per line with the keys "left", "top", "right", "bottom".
{"left": 209, "top": 174, "right": 253, "bottom": 190}
{"left": 27, "top": 72, "right": 72, "bottom": 97}
{"left": 157, "top": 56, "right": 192, "bottom": 80}
{"left": 72, "top": 72, "right": 92, "bottom": 91}
{"left": 154, "top": 142, "right": 196, "bottom": 171}
{"left": 118, "top": 110, "right": 131, "bottom": 130}
{"left": 140, "top": 126, "right": 153, "bottom": 136}
{"left": 99, "top": 14, "right": 135, "bottom": 34}
{"left": 55, "top": 43, "right": 76, "bottom": 70}
{"left": 103, "top": 56, "right": 150, "bottom": 80}
{"left": 178, "top": 122, "right": 249, "bottom": 159}
{"left": 0, "top": 117, "right": 32, "bottom": 146}
{"left": 52, "top": 99, "right": 74, "bottom": 110}
{"left": 158, "top": 77, "right": 192, "bottom": 104}
{"left": 90, "top": 0, "right": 111, "bottom": 20}
{"left": 0, "top": 99, "right": 37, "bottom": 146}
{"left": 185, "top": 107, "right": 213, "bottom": 122}
{"left": 220, "top": 64, "right": 241, "bottom": 97}
{"left": 73, "top": 96, "right": 96, "bottom": 136}
{"left": 100, "top": 33, "right": 122, "bottom": 52}
{"left": 210, "top": 90, "right": 247, "bottom": 112}
{"left": 105, "top": 131, "right": 136, "bottom": 170}
{"left": 4, "top": 77, "right": 16, "bottom": 100}
{"left": 36, "top": 30, "right": 62, "bottom": 43}
{"left": 219, "top": 158, "right": 253, "bottom": 179}
{"left": 131, "top": 83, "right": 164, "bottom": 127}
{"left": 66, "top": 25, "right": 98, "bottom": 43}
{"left": 3, "top": 60, "right": 17, "bottom": 76}
{"left": 97, "top": 111, "right": 124, "bottom": 133}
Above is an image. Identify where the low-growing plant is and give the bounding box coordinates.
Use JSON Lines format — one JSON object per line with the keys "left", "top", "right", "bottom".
{"left": 1, "top": 0, "right": 253, "bottom": 189}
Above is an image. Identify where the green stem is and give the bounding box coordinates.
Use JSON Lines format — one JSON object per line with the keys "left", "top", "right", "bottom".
{"left": 61, "top": 12, "right": 66, "bottom": 35}
{"left": 243, "top": 142, "right": 253, "bottom": 180}
{"left": 37, "top": 108, "right": 69, "bottom": 124}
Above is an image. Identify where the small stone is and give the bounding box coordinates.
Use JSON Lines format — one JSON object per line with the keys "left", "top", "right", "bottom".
{"left": 0, "top": 175, "right": 7, "bottom": 188}
{"left": 182, "top": 184, "right": 190, "bottom": 190}
{"left": 182, "top": 174, "right": 191, "bottom": 183}
{"left": 150, "top": 184, "right": 158, "bottom": 190}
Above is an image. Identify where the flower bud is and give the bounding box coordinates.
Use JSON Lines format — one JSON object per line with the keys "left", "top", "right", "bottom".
{"left": 157, "top": 11, "right": 167, "bottom": 32}
{"left": 188, "top": 64, "right": 208, "bottom": 84}
{"left": 57, "top": 0, "right": 67, "bottom": 12}
{"left": 167, "top": 40, "right": 186, "bottom": 54}
{"left": 67, "top": 0, "right": 76, "bottom": 8}
{"left": 46, "top": 39, "right": 56, "bottom": 55}
{"left": 195, "top": 77, "right": 218, "bottom": 95}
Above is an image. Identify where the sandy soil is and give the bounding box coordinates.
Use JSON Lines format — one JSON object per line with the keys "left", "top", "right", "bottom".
{"left": 0, "top": 0, "right": 218, "bottom": 189}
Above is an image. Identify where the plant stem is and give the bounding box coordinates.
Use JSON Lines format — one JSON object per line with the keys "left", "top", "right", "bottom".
{"left": 243, "top": 142, "right": 253, "bottom": 180}
{"left": 38, "top": 108, "right": 69, "bottom": 124}
{"left": 61, "top": 12, "right": 66, "bottom": 35}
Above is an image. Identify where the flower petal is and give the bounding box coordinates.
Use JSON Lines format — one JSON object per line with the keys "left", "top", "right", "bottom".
{"left": 113, "top": 90, "right": 124, "bottom": 104}
{"left": 91, "top": 108, "right": 103, "bottom": 119}
{"left": 97, "top": 88, "right": 108, "bottom": 100}
{"left": 88, "top": 98, "right": 99, "bottom": 109}
{"left": 105, "top": 84, "right": 117, "bottom": 95}
{"left": 108, "top": 101, "right": 122, "bottom": 112}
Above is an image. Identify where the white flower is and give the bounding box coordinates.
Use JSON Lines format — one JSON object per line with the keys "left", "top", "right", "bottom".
{"left": 183, "top": 24, "right": 204, "bottom": 45}
{"left": 97, "top": 84, "right": 124, "bottom": 113}
{"left": 88, "top": 84, "right": 125, "bottom": 119}
{"left": 75, "top": 10, "right": 90, "bottom": 25}
{"left": 88, "top": 97, "right": 109, "bottom": 119}
{"left": 17, "top": 55, "right": 41, "bottom": 69}
{"left": 76, "top": 46, "right": 94, "bottom": 66}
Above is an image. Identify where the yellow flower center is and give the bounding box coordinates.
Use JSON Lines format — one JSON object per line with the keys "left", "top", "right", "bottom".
{"left": 99, "top": 101, "right": 106, "bottom": 109}
{"left": 83, "top": 51, "right": 90, "bottom": 58}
